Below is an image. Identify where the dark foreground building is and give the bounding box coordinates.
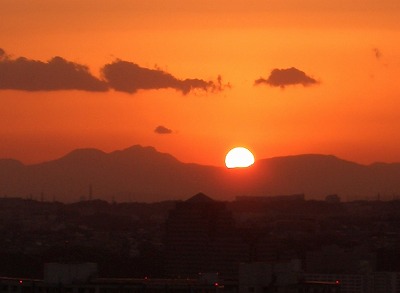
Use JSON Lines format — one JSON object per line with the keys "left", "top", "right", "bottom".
{"left": 164, "top": 193, "right": 248, "bottom": 280}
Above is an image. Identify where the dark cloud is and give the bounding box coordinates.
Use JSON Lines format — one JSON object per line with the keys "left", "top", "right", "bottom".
{"left": 0, "top": 49, "right": 108, "bottom": 91}
{"left": 154, "top": 125, "right": 173, "bottom": 134}
{"left": 102, "top": 60, "right": 226, "bottom": 94}
{"left": 255, "top": 67, "right": 318, "bottom": 88}
{"left": 0, "top": 49, "right": 229, "bottom": 95}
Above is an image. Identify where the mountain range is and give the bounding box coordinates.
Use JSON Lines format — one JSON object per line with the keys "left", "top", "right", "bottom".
{"left": 1, "top": 145, "right": 400, "bottom": 202}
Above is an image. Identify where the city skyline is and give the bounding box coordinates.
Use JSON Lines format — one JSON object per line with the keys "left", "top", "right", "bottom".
{"left": 1, "top": 0, "right": 400, "bottom": 167}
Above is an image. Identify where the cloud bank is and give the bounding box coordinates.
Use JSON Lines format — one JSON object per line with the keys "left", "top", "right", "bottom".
{"left": 0, "top": 50, "right": 107, "bottom": 91}
{"left": 255, "top": 67, "right": 318, "bottom": 88}
{"left": 0, "top": 49, "right": 226, "bottom": 95}
{"left": 154, "top": 125, "right": 173, "bottom": 134}
{"left": 102, "top": 60, "right": 224, "bottom": 94}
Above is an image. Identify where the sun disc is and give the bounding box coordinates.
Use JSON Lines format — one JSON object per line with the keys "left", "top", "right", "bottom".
{"left": 225, "top": 147, "right": 255, "bottom": 168}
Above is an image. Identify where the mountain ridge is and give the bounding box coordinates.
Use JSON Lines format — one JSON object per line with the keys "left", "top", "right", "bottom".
{"left": 1, "top": 148, "right": 398, "bottom": 168}
{"left": 1, "top": 145, "right": 399, "bottom": 202}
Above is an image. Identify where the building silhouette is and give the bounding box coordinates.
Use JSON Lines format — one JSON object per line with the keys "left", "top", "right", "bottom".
{"left": 165, "top": 193, "right": 247, "bottom": 280}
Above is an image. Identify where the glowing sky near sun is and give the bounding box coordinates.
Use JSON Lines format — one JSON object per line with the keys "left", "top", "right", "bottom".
{"left": 1, "top": 0, "right": 400, "bottom": 166}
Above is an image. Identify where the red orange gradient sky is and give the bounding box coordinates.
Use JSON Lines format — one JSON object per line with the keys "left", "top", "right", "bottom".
{"left": 1, "top": 0, "right": 400, "bottom": 166}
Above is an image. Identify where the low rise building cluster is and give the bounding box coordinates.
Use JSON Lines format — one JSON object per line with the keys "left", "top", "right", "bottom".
{"left": 2, "top": 193, "right": 400, "bottom": 292}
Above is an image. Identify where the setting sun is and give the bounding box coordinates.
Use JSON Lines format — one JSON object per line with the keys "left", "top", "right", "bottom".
{"left": 225, "top": 147, "right": 255, "bottom": 169}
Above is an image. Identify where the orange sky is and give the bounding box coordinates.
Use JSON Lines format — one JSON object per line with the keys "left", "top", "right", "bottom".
{"left": 1, "top": 0, "right": 400, "bottom": 166}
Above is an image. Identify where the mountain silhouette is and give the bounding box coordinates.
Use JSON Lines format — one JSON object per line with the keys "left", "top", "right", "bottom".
{"left": 0, "top": 145, "right": 399, "bottom": 202}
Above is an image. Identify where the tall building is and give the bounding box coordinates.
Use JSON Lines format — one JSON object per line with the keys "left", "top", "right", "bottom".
{"left": 165, "top": 193, "right": 247, "bottom": 280}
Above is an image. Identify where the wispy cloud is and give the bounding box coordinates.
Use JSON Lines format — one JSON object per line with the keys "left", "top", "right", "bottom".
{"left": 373, "top": 48, "right": 382, "bottom": 60}
{"left": 255, "top": 67, "right": 318, "bottom": 88}
{"left": 154, "top": 125, "right": 173, "bottom": 134}
{"left": 102, "top": 60, "right": 226, "bottom": 95}
{"left": 0, "top": 49, "right": 107, "bottom": 91}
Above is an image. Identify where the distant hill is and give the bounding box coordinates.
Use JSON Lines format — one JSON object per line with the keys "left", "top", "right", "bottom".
{"left": 0, "top": 145, "right": 400, "bottom": 202}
